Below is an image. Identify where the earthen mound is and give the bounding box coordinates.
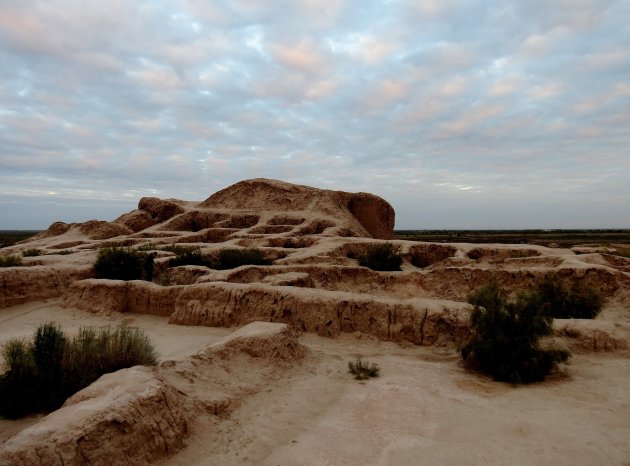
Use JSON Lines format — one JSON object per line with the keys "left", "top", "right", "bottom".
{"left": 0, "top": 322, "right": 303, "bottom": 466}
{"left": 198, "top": 178, "right": 395, "bottom": 239}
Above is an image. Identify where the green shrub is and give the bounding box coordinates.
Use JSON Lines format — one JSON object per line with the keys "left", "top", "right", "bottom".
{"left": 161, "top": 244, "right": 194, "bottom": 254}
{"left": 63, "top": 326, "right": 158, "bottom": 395}
{"left": 468, "top": 278, "right": 505, "bottom": 314}
{"left": 460, "top": 280, "right": 570, "bottom": 384}
{"left": 50, "top": 249, "right": 74, "bottom": 255}
{"left": 357, "top": 243, "right": 402, "bottom": 271}
{"left": 216, "top": 248, "right": 271, "bottom": 269}
{"left": 167, "top": 247, "right": 271, "bottom": 270}
{"left": 348, "top": 359, "right": 380, "bottom": 380}
{"left": 22, "top": 248, "right": 42, "bottom": 257}
{"left": 0, "top": 339, "right": 38, "bottom": 418}
{"left": 136, "top": 243, "right": 158, "bottom": 252}
{"left": 32, "top": 323, "right": 68, "bottom": 408}
{"left": 168, "top": 248, "right": 216, "bottom": 268}
{"left": 93, "top": 247, "right": 154, "bottom": 281}
{"left": 0, "top": 255, "right": 23, "bottom": 267}
{"left": 533, "top": 275, "right": 602, "bottom": 319}
{"left": 0, "top": 323, "right": 157, "bottom": 418}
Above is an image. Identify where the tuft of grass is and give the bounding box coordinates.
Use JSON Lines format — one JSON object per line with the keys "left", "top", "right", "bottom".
{"left": 0, "top": 255, "right": 23, "bottom": 267}
{"left": 357, "top": 243, "right": 402, "bottom": 271}
{"left": 63, "top": 326, "right": 158, "bottom": 395}
{"left": 0, "top": 323, "right": 157, "bottom": 419}
{"left": 22, "top": 248, "right": 42, "bottom": 257}
{"left": 348, "top": 359, "right": 380, "bottom": 380}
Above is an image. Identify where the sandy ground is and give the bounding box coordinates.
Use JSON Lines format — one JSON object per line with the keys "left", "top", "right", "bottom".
{"left": 162, "top": 336, "right": 630, "bottom": 466}
{"left": 0, "top": 299, "right": 233, "bottom": 362}
{"left": 1, "top": 301, "right": 630, "bottom": 465}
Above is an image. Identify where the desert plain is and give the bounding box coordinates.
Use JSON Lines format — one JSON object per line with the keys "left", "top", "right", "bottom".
{"left": 0, "top": 178, "right": 629, "bottom": 465}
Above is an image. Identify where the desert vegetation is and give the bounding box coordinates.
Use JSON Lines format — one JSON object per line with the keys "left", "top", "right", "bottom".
{"left": 348, "top": 359, "right": 380, "bottom": 380}
{"left": 460, "top": 278, "right": 574, "bottom": 384}
{"left": 168, "top": 247, "right": 215, "bottom": 268}
{"left": 217, "top": 248, "right": 271, "bottom": 269}
{"left": 93, "top": 247, "right": 154, "bottom": 281}
{"left": 533, "top": 275, "right": 602, "bottom": 319}
{"left": 168, "top": 247, "right": 271, "bottom": 270}
{"left": 357, "top": 243, "right": 402, "bottom": 271}
{"left": 0, "top": 323, "right": 157, "bottom": 418}
{"left": 461, "top": 273, "right": 602, "bottom": 384}
{"left": 21, "top": 248, "right": 42, "bottom": 257}
{"left": 0, "top": 255, "right": 22, "bottom": 267}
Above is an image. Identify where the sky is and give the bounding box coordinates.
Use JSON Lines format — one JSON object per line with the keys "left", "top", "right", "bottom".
{"left": 0, "top": 0, "right": 629, "bottom": 230}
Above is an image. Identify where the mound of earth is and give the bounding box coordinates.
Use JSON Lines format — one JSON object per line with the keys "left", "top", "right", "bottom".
{"left": 1, "top": 178, "right": 629, "bottom": 464}
{"left": 0, "top": 322, "right": 302, "bottom": 466}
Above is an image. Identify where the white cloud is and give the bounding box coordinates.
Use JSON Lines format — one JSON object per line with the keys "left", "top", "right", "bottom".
{"left": 269, "top": 40, "right": 328, "bottom": 73}
{"left": 0, "top": 0, "right": 628, "bottom": 229}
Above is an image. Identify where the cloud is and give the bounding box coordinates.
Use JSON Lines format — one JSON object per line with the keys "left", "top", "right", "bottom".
{"left": 269, "top": 40, "right": 328, "bottom": 73}
{"left": 0, "top": 0, "right": 628, "bottom": 229}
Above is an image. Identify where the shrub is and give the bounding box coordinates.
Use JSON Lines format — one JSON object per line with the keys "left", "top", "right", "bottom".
{"left": 0, "top": 339, "right": 38, "bottom": 418}
{"left": 93, "top": 247, "right": 153, "bottom": 281}
{"left": 32, "top": 323, "right": 68, "bottom": 409}
{"left": 51, "top": 249, "right": 74, "bottom": 255}
{"left": 0, "top": 323, "right": 157, "bottom": 418}
{"left": 358, "top": 243, "right": 402, "bottom": 271}
{"left": 460, "top": 280, "right": 570, "bottom": 384}
{"left": 161, "top": 244, "right": 194, "bottom": 254}
{"left": 0, "top": 255, "right": 23, "bottom": 267}
{"left": 22, "top": 248, "right": 42, "bottom": 257}
{"left": 168, "top": 247, "right": 216, "bottom": 268}
{"left": 348, "top": 359, "right": 380, "bottom": 380}
{"left": 63, "top": 326, "right": 158, "bottom": 395}
{"left": 167, "top": 247, "right": 272, "bottom": 270}
{"left": 136, "top": 243, "right": 158, "bottom": 252}
{"left": 533, "top": 275, "right": 602, "bottom": 319}
{"left": 216, "top": 248, "right": 271, "bottom": 269}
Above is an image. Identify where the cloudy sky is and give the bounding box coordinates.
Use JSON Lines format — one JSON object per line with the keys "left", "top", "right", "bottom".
{"left": 1, "top": 0, "right": 628, "bottom": 230}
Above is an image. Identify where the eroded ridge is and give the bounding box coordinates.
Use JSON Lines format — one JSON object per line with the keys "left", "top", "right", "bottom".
{"left": 1, "top": 178, "right": 629, "bottom": 352}
{"left": 0, "top": 322, "right": 303, "bottom": 466}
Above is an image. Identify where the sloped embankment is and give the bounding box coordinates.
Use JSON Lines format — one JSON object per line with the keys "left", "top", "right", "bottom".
{"left": 0, "top": 322, "right": 303, "bottom": 466}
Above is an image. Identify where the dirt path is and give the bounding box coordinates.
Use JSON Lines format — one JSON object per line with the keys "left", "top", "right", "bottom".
{"left": 163, "top": 334, "right": 630, "bottom": 466}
